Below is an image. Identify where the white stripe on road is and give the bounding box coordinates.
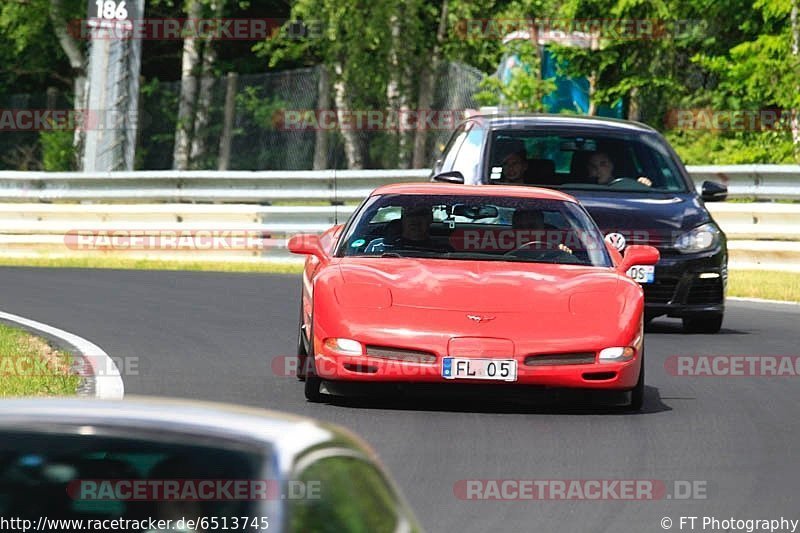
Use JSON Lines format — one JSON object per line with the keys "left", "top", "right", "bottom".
{"left": 728, "top": 297, "right": 800, "bottom": 306}
{"left": 0, "top": 310, "right": 124, "bottom": 399}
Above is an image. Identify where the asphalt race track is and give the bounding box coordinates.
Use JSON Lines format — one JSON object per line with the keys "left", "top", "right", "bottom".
{"left": 2, "top": 266, "right": 800, "bottom": 533}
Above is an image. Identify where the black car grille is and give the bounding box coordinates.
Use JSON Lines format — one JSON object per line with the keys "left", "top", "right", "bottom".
{"left": 643, "top": 279, "right": 678, "bottom": 304}
{"left": 687, "top": 278, "right": 724, "bottom": 305}
{"left": 365, "top": 345, "right": 437, "bottom": 364}
{"left": 524, "top": 352, "right": 596, "bottom": 366}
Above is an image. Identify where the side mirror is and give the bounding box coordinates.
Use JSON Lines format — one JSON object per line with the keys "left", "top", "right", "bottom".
{"left": 618, "top": 245, "right": 660, "bottom": 273}
{"left": 701, "top": 181, "right": 727, "bottom": 202}
{"left": 288, "top": 234, "right": 327, "bottom": 260}
{"left": 431, "top": 170, "right": 465, "bottom": 184}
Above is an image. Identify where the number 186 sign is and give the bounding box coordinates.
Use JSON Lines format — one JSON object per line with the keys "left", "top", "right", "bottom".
{"left": 88, "top": 0, "right": 130, "bottom": 27}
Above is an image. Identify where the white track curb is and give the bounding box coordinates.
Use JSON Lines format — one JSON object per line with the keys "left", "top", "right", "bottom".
{"left": 0, "top": 310, "right": 124, "bottom": 399}
{"left": 728, "top": 297, "right": 800, "bottom": 306}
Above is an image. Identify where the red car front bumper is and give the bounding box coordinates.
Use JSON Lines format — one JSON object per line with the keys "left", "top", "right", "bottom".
{"left": 312, "top": 349, "right": 642, "bottom": 390}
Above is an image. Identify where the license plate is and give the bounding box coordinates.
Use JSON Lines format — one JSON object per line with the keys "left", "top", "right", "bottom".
{"left": 626, "top": 265, "right": 655, "bottom": 284}
{"left": 442, "top": 358, "right": 517, "bottom": 382}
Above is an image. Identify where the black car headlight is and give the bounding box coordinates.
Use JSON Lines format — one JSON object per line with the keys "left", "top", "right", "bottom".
{"left": 674, "top": 223, "right": 721, "bottom": 254}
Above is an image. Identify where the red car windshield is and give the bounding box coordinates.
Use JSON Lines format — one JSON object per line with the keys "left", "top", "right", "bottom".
{"left": 337, "top": 194, "right": 612, "bottom": 267}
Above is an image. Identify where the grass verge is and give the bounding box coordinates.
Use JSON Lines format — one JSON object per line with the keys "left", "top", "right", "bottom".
{"left": 0, "top": 323, "right": 80, "bottom": 396}
{"left": 728, "top": 270, "right": 800, "bottom": 303}
{"left": 0, "top": 256, "right": 304, "bottom": 274}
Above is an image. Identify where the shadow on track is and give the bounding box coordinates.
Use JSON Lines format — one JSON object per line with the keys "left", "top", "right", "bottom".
{"left": 646, "top": 318, "right": 750, "bottom": 335}
{"left": 319, "top": 382, "right": 671, "bottom": 416}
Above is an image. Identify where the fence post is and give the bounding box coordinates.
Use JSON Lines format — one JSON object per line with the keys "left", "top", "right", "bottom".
{"left": 313, "top": 66, "right": 330, "bottom": 170}
{"left": 218, "top": 72, "right": 239, "bottom": 171}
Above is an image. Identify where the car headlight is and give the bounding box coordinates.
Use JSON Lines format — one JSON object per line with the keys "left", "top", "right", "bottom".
{"left": 674, "top": 223, "right": 721, "bottom": 253}
{"left": 599, "top": 347, "right": 636, "bottom": 363}
{"left": 324, "top": 338, "right": 363, "bottom": 355}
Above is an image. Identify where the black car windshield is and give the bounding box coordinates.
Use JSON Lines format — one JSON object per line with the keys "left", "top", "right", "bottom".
{"left": 488, "top": 130, "right": 689, "bottom": 193}
{"left": 337, "top": 194, "right": 612, "bottom": 267}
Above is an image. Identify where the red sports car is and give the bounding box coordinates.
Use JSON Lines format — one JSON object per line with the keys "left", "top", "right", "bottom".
{"left": 288, "top": 183, "right": 659, "bottom": 410}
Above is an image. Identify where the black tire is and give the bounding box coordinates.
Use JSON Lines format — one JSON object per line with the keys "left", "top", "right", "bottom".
{"left": 304, "top": 373, "right": 325, "bottom": 402}
{"left": 682, "top": 314, "right": 723, "bottom": 334}
{"left": 302, "top": 321, "right": 327, "bottom": 403}
{"left": 296, "top": 318, "right": 308, "bottom": 382}
{"left": 627, "top": 352, "right": 645, "bottom": 412}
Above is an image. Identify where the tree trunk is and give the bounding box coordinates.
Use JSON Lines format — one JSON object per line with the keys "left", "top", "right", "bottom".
{"left": 791, "top": 0, "right": 800, "bottom": 153}
{"left": 628, "top": 86, "right": 641, "bottom": 122}
{"left": 333, "top": 63, "right": 364, "bottom": 169}
{"left": 313, "top": 65, "right": 330, "bottom": 170}
{"left": 384, "top": 11, "right": 404, "bottom": 168}
{"left": 587, "top": 29, "right": 601, "bottom": 117}
{"left": 189, "top": 41, "right": 217, "bottom": 168}
{"left": 412, "top": 0, "right": 448, "bottom": 169}
{"left": 397, "top": 79, "right": 412, "bottom": 169}
{"left": 173, "top": 0, "right": 203, "bottom": 170}
{"left": 49, "top": 0, "right": 86, "bottom": 160}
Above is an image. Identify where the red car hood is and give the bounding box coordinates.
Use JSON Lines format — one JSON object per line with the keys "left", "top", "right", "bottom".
{"left": 333, "top": 257, "right": 621, "bottom": 313}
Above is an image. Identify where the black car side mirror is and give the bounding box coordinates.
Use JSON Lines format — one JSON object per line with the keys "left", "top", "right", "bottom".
{"left": 701, "top": 181, "right": 728, "bottom": 202}
{"left": 432, "top": 171, "right": 465, "bottom": 184}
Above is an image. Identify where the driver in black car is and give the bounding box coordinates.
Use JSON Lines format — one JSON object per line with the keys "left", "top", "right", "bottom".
{"left": 586, "top": 151, "right": 653, "bottom": 187}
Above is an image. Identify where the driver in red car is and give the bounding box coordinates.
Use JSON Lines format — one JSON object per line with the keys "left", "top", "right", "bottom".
{"left": 365, "top": 206, "right": 442, "bottom": 253}
{"left": 512, "top": 208, "right": 572, "bottom": 255}
{"left": 586, "top": 151, "right": 653, "bottom": 187}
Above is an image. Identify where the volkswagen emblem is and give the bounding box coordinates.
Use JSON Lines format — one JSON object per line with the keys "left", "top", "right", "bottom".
{"left": 604, "top": 232, "right": 627, "bottom": 251}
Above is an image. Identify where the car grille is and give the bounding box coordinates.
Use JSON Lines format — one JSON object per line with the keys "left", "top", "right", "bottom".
{"left": 643, "top": 279, "right": 678, "bottom": 304}
{"left": 687, "top": 278, "right": 724, "bottom": 305}
{"left": 524, "top": 352, "right": 596, "bottom": 366}
{"left": 365, "top": 345, "right": 437, "bottom": 364}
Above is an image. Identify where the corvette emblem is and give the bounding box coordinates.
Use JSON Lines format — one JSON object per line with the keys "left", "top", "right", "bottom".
{"left": 604, "top": 232, "right": 627, "bottom": 251}
{"left": 467, "top": 314, "right": 495, "bottom": 323}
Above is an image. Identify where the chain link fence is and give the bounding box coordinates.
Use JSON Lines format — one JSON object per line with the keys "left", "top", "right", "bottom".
{"left": 1, "top": 62, "right": 482, "bottom": 171}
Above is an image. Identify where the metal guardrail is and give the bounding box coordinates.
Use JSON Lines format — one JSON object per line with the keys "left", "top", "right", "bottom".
{"left": 0, "top": 165, "right": 798, "bottom": 202}
{"left": 0, "top": 170, "right": 426, "bottom": 203}
{"left": 0, "top": 166, "right": 799, "bottom": 270}
{"left": 0, "top": 202, "right": 796, "bottom": 240}
{"left": 1, "top": 202, "right": 799, "bottom": 271}
{"left": 688, "top": 165, "right": 800, "bottom": 200}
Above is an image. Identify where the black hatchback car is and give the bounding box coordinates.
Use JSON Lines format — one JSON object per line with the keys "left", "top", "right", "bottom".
{"left": 431, "top": 114, "right": 728, "bottom": 333}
